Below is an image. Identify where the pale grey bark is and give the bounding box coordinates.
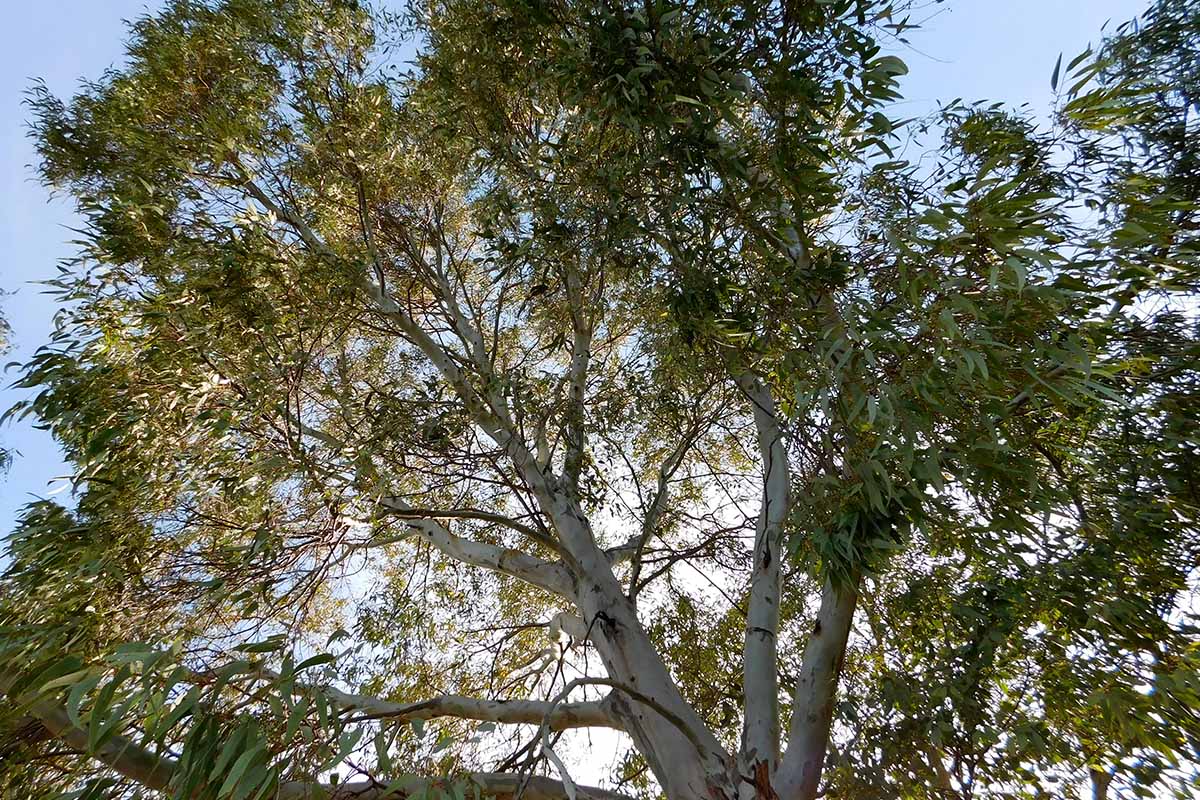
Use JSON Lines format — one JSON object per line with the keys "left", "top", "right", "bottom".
{"left": 19, "top": 694, "right": 177, "bottom": 791}
{"left": 375, "top": 501, "right": 555, "bottom": 548}
{"left": 339, "top": 691, "right": 618, "bottom": 731}
{"left": 548, "top": 503, "right": 739, "bottom": 800}
{"left": 774, "top": 579, "right": 859, "bottom": 800}
{"left": 192, "top": 664, "right": 620, "bottom": 732}
{"left": 277, "top": 773, "right": 634, "bottom": 800}
{"left": 561, "top": 264, "right": 593, "bottom": 500}
{"left": 367, "top": 257, "right": 733, "bottom": 796}
{"left": 369, "top": 240, "right": 740, "bottom": 797}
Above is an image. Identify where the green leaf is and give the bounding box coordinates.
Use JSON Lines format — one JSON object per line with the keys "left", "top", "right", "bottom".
{"left": 217, "top": 742, "right": 267, "bottom": 798}
{"left": 293, "top": 653, "right": 336, "bottom": 673}
{"left": 235, "top": 638, "right": 286, "bottom": 654}
{"left": 235, "top": 765, "right": 273, "bottom": 800}
{"left": 151, "top": 687, "right": 199, "bottom": 742}
{"left": 39, "top": 667, "right": 94, "bottom": 695}
{"left": 66, "top": 673, "right": 104, "bottom": 728}
{"left": 284, "top": 697, "right": 311, "bottom": 742}
{"left": 870, "top": 55, "right": 909, "bottom": 76}
{"left": 374, "top": 731, "right": 393, "bottom": 774}
{"left": 210, "top": 725, "right": 250, "bottom": 782}
{"left": 87, "top": 666, "right": 132, "bottom": 753}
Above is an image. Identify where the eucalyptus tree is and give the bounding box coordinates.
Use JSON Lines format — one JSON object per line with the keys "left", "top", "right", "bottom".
{"left": 1, "top": 1, "right": 1197, "bottom": 799}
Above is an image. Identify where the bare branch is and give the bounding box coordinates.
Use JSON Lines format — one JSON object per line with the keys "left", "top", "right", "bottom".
{"left": 378, "top": 499, "right": 557, "bottom": 551}
{"left": 277, "top": 773, "right": 635, "bottom": 800}
{"left": 622, "top": 416, "right": 708, "bottom": 594}
{"left": 340, "top": 692, "right": 619, "bottom": 731}
{"left": 5, "top": 692, "right": 175, "bottom": 792}
{"left": 378, "top": 498, "right": 572, "bottom": 597}
{"left": 538, "top": 677, "right": 720, "bottom": 766}
{"left": 224, "top": 145, "right": 733, "bottom": 800}
{"left": 561, "top": 265, "right": 593, "bottom": 499}
{"left": 238, "top": 172, "right": 335, "bottom": 258}
{"left": 187, "top": 665, "right": 618, "bottom": 732}
{"left": 235, "top": 171, "right": 540, "bottom": 492}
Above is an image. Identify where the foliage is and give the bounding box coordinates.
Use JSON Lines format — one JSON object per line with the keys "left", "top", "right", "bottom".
{"left": 0, "top": 1, "right": 1197, "bottom": 799}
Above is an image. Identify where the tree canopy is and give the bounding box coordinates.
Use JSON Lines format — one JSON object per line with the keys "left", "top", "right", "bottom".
{"left": 1, "top": 0, "right": 1197, "bottom": 798}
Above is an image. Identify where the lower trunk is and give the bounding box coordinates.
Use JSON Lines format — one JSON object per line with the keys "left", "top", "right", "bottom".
{"left": 576, "top": 578, "right": 739, "bottom": 798}
{"left": 560, "top": 508, "right": 739, "bottom": 799}
{"left": 773, "top": 577, "right": 859, "bottom": 800}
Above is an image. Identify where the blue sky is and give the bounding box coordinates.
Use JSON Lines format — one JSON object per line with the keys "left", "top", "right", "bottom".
{"left": 0, "top": 0, "right": 1149, "bottom": 531}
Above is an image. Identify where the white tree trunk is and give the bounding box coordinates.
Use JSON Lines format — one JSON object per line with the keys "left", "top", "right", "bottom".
{"left": 775, "top": 578, "right": 859, "bottom": 800}
{"left": 737, "top": 374, "right": 790, "bottom": 776}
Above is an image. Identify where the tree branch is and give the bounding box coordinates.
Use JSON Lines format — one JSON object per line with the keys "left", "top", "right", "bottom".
{"left": 238, "top": 171, "right": 335, "bottom": 259}
{"left": 8, "top": 693, "right": 176, "bottom": 792}
{"left": 621, "top": 417, "right": 707, "bottom": 594}
{"left": 561, "top": 265, "right": 593, "bottom": 500}
{"left": 378, "top": 498, "right": 572, "bottom": 597}
{"left": 186, "top": 665, "right": 619, "bottom": 732}
{"left": 539, "top": 677, "right": 719, "bottom": 765}
{"left": 3, "top": 671, "right": 629, "bottom": 800}
{"left": 341, "top": 692, "right": 619, "bottom": 732}
{"left": 377, "top": 500, "right": 557, "bottom": 552}
{"left": 228, "top": 159, "right": 733, "bottom": 799}
{"left": 277, "top": 773, "right": 635, "bottom": 800}
{"left": 236, "top": 171, "right": 541, "bottom": 492}
{"left": 1090, "top": 767, "right": 1114, "bottom": 800}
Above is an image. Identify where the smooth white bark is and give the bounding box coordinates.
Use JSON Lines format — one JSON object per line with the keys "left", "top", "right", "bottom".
{"left": 235, "top": 176, "right": 741, "bottom": 799}
{"left": 775, "top": 579, "right": 859, "bottom": 800}
{"left": 736, "top": 373, "right": 790, "bottom": 774}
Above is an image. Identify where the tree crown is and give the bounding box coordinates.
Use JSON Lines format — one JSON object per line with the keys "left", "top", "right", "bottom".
{"left": 2, "top": 1, "right": 1197, "bottom": 798}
